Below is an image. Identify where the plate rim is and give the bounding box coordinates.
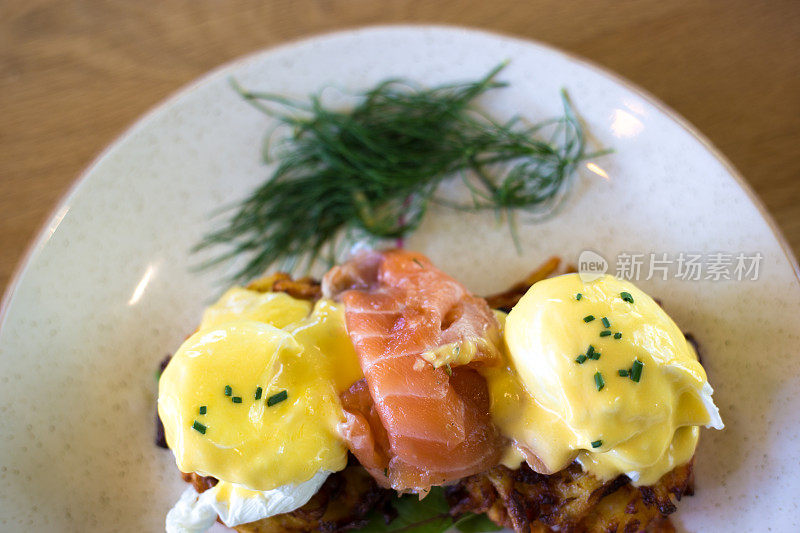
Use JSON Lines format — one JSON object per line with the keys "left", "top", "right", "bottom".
{"left": 2, "top": 23, "right": 797, "bottom": 328}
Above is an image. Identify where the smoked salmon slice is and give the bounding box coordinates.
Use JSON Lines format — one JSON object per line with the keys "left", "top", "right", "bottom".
{"left": 323, "top": 249, "right": 506, "bottom": 491}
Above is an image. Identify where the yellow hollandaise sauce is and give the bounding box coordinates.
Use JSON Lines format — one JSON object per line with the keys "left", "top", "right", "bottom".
{"left": 158, "top": 288, "right": 363, "bottom": 491}
{"left": 492, "top": 274, "right": 722, "bottom": 486}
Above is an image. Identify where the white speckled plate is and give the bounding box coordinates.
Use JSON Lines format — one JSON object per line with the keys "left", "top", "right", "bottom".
{"left": 1, "top": 26, "right": 799, "bottom": 532}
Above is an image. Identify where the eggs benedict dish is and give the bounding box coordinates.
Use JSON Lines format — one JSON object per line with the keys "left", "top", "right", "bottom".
{"left": 157, "top": 251, "right": 722, "bottom": 532}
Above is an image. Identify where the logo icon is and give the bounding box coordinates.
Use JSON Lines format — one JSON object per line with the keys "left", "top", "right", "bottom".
{"left": 578, "top": 250, "right": 608, "bottom": 282}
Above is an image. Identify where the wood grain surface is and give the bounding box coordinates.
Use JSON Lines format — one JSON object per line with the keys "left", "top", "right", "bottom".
{"left": 2, "top": 0, "right": 799, "bottom": 295}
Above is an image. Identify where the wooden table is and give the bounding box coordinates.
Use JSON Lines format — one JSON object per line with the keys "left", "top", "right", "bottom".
{"left": 2, "top": 0, "right": 799, "bottom": 294}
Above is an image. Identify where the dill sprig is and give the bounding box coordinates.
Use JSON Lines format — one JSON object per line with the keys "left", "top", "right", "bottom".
{"left": 194, "top": 63, "right": 603, "bottom": 283}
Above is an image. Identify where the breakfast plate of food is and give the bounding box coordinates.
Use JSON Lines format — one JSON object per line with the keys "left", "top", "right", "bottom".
{"left": 1, "top": 26, "right": 799, "bottom": 532}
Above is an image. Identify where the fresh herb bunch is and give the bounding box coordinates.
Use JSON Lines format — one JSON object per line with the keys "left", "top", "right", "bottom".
{"left": 359, "top": 486, "right": 500, "bottom": 532}
{"left": 195, "top": 63, "right": 602, "bottom": 283}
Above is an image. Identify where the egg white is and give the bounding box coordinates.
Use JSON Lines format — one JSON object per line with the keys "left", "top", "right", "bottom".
{"left": 166, "top": 470, "right": 330, "bottom": 533}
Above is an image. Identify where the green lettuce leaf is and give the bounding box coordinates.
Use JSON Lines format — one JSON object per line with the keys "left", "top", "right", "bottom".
{"left": 451, "top": 514, "right": 503, "bottom": 532}
{"left": 357, "top": 487, "right": 502, "bottom": 532}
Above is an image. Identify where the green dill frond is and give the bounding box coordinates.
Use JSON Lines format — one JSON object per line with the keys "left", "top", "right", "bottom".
{"left": 194, "top": 63, "right": 606, "bottom": 284}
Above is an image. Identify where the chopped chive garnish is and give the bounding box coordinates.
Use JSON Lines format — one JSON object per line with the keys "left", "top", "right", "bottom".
{"left": 620, "top": 292, "right": 634, "bottom": 303}
{"left": 586, "top": 345, "right": 600, "bottom": 360}
{"left": 583, "top": 315, "right": 595, "bottom": 323}
{"left": 267, "top": 390, "right": 288, "bottom": 407}
{"left": 192, "top": 421, "right": 207, "bottom": 434}
{"left": 413, "top": 258, "right": 425, "bottom": 268}
{"left": 576, "top": 293, "right": 583, "bottom": 301}
{"left": 614, "top": 332, "right": 622, "bottom": 339}
{"left": 384, "top": 468, "right": 389, "bottom": 476}
{"left": 232, "top": 396, "right": 242, "bottom": 404}
{"left": 591, "top": 440, "right": 602, "bottom": 448}
{"left": 630, "top": 359, "right": 643, "bottom": 382}
{"left": 618, "top": 369, "right": 629, "bottom": 377}
{"left": 601, "top": 317, "right": 610, "bottom": 328}
{"left": 594, "top": 372, "right": 605, "bottom": 391}
{"left": 575, "top": 354, "right": 587, "bottom": 364}
{"left": 198, "top": 406, "right": 207, "bottom": 415}
{"left": 444, "top": 364, "right": 452, "bottom": 376}
{"left": 255, "top": 387, "right": 263, "bottom": 400}
{"left": 600, "top": 330, "right": 612, "bottom": 337}
{"left": 224, "top": 385, "right": 232, "bottom": 396}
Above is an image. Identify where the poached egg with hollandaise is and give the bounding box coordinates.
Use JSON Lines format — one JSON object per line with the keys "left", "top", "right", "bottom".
{"left": 158, "top": 287, "right": 362, "bottom": 531}
{"left": 492, "top": 273, "right": 723, "bottom": 485}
